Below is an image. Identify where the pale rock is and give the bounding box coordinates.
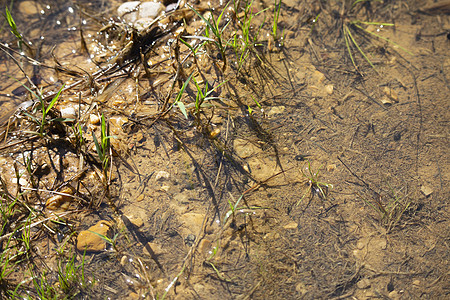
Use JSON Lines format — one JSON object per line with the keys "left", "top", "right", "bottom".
{"left": 376, "top": 238, "right": 387, "bottom": 250}
{"left": 421, "top": 185, "right": 433, "bottom": 197}
{"left": 247, "top": 156, "right": 278, "bottom": 181}
{"left": 325, "top": 84, "right": 334, "bottom": 95}
{"left": 118, "top": 1, "right": 165, "bottom": 26}
{"left": 143, "top": 242, "right": 164, "bottom": 256}
{"left": 388, "top": 290, "right": 400, "bottom": 300}
{"left": 295, "top": 282, "right": 307, "bottom": 296}
{"left": 357, "top": 278, "right": 371, "bottom": 289}
{"left": 127, "top": 215, "right": 144, "bottom": 227}
{"left": 120, "top": 255, "right": 128, "bottom": 266}
{"left": 383, "top": 87, "right": 399, "bottom": 102}
{"left": 283, "top": 222, "right": 298, "bottom": 230}
{"left": 60, "top": 106, "right": 76, "bottom": 120}
{"left": 198, "top": 239, "right": 212, "bottom": 256}
{"left": 155, "top": 170, "right": 170, "bottom": 181}
{"left": 160, "top": 185, "right": 170, "bottom": 192}
{"left": 180, "top": 212, "right": 205, "bottom": 234}
{"left": 135, "top": 17, "right": 155, "bottom": 31}
{"left": 117, "top": 1, "right": 140, "bottom": 23}
{"left": 381, "top": 95, "right": 394, "bottom": 105}
{"left": 89, "top": 114, "right": 100, "bottom": 125}
{"left": 139, "top": 2, "right": 164, "bottom": 19}
{"left": 110, "top": 115, "right": 128, "bottom": 129}
{"left": 356, "top": 240, "right": 365, "bottom": 250}
{"left": 312, "top": 70, "right": 325, "bottom": 84}
{"left": 11, "top": 177, "right": 28, "bottom": 187}
{"left": 76, "top": 220, "right": 112, "bottom": 252}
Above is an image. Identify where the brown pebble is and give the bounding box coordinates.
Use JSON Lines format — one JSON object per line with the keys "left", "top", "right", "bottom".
{"left": 76, "top": 220, "right": 112, "bottom": 252}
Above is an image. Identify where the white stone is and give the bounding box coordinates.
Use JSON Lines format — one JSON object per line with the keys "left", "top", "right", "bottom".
{"left": 60, "top": 106, "right": 76, "bottom": 119}
{"left": 118, "top": 1, "right": 141, "bottom": 23}
{"left": 155, "top": 170, "right": 170, "bottom": 181}
{"left": 139, "top": 2, "right": 164, "bottom": 19}
{"left": 135, "top": 18, "right": 155, "bottom": 31}
{"left": 118, "top": 2, "right": 165, "bottom": 24}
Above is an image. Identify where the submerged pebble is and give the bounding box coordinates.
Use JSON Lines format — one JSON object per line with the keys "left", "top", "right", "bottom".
{"left": 155, "top": 170, "right": 170, "bottom": 181}
{"left": 117, "top": 1, "right": 165, "bottom": 30}
{"left": 76, "top": 220, "right": 112, "bottom": 252}
{"left": 45, "top": 186, "right": 75, "bottom": 211}
{"left": 60, "top": 106, "right": 76, "bottom": 120}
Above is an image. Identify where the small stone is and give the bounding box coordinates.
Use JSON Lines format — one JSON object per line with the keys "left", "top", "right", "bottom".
{"left": 381, "top": 95, "right": 395, "bottom": 105}
{"left": 110, "top": 115, "right": 128, "bottom": 129}
{"left": 357, "top": 278, "right": 371, "bottom": 289}
{"left": 383, "top": 87, "right": 399, "bottom": 102}
{"left": 45, "top": 186, "right": 75, "bottom": 211}
{"left": 209, "top": 128, "right": 220, "bottom": 139}
{"left": 60, "top": 106, "right": 76, "bottom": 120}
{"left": 198, "top": 239, "right": 212, "bottom": 256}
{"left": 421, "top": 185, "right": 433, "bottom": 197}
{"left": 283, "top": 222, "right": 298, "bottom": 230}
{"left": 136, "top": 194, "right": 145, "bottom": 202}
{"left": 89, "top": 114, "right": 100, "bottom": 125}
{"left": 412, "top": 279, "right": 420, "bottom": 286}
{"left": 11, "top": 177, "right": 29, "bottom": 187}
{"left": 180, "top": 212, "right": 205, "bottom": 234}
{"left": 138, "top": 2, "right": 164, "bottom": 19}
{"left": 127, "top": 215, "right": 144, "bottom": 228}
{"left": 76, "top": 220, "right": 112, "bottom": 252}
{"left": 135, "top": 17, "right": 154, "bottom": 31}
{"left": 325, "top": 84, "right": 334, "bottom": 95}
{"left": 376, "top": 238, "right": 387, "bottom": 250}
{"left": 143, "top": 242, "right": 164, "bottom": 256}
{"left": 312, "top": 70, "right": 325, "bottom": 84}
{"left": 388, "top": 290, "right": 400, "bottom": 300}
{"left": 118, "top": 1, "right": 140, "bottom": 23}
{"left": 120, "top": 255, "right": 128, "bottom": 266}
{"left": 155, "top": 171, "right": 170, "bottom": 181}
{"left": 160, "top": 185, "right": 170, "bottom": 192}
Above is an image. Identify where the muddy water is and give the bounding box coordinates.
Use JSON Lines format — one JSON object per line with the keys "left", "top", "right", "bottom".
{"left": 1, "top": 0, "right": 449, "bottom": 299}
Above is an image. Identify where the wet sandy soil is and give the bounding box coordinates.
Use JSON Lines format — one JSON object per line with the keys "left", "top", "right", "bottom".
{"left": 0, "top": 0, "right": 449, "bottom": 299}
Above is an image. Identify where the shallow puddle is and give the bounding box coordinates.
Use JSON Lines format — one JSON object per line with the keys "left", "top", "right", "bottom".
{"left": 1, "top": 0, "right": 449, "bottom": 299}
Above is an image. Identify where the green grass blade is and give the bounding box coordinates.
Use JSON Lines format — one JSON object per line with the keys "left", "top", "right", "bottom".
{"left": 346, "top": 25, "right": 376, "bottom": 71}
{"left": 5, "top": 7, "right": 22, "bottom": 40}
{"left": 353, "top": 23, "right": 413, "bottom": 55}
{"left": 177, "top": 101, "right": 188, "bottom": 119}
{"left": 46, "top": 84, "right": 65, "bottom": 115}
{"left": 92, "top": 133, "right": 104, "bottom": 162}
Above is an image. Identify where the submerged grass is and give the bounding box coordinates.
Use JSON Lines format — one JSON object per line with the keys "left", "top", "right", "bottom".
{"left": 0, "top": 0, "right": 287, "bottom": 298}
{"left": 316, "top": 0, "right": 413, "bottom": 75}
{"left": 359, "top": 181, "right": 412, "bottom": 232}
{"left": 297, "top": 160, "right": 333, "bottom": 205}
